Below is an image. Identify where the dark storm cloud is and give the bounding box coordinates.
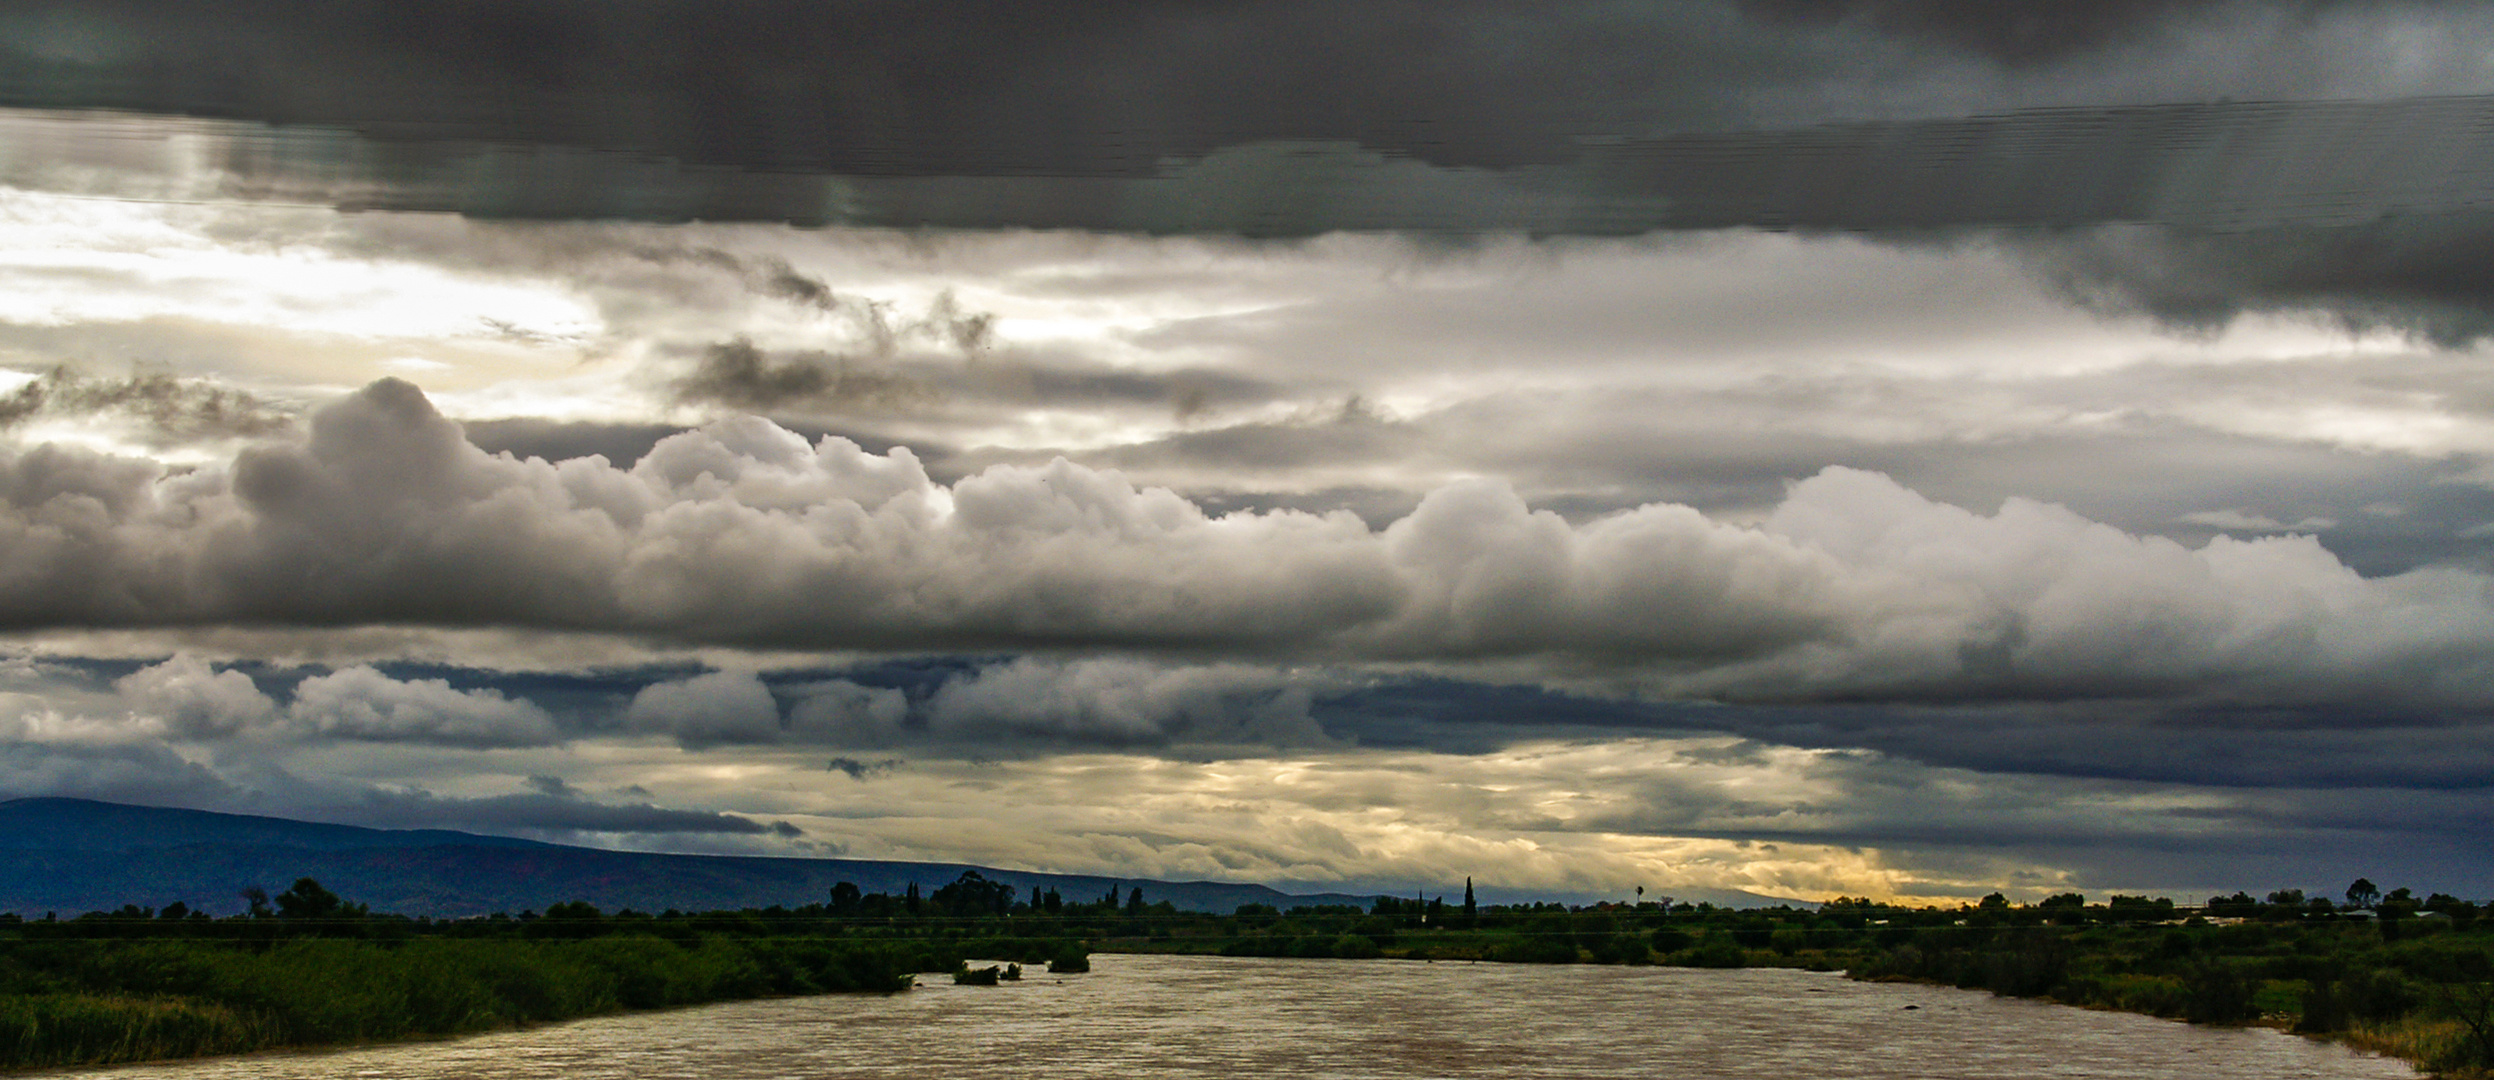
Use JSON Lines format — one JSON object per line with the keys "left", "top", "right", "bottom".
{"left": 12, "top": 1, "right": 2494, "bottom": 338}
{"left": 2020, "top": 215, "right": 2494, "bottom": 345}
{"left": 628, "top": 247, "right": 843, "bottom": 313}
{"left": 674, "top": 338, "right": 937, "bottom": 413}
{"left": 825, "top": 757, "right": 897, "bottom": 780}
{"left": 10, "top": 0, "right": 2486, "bottom": 230}
{"left": 0, "top": 0, "right": 1759, "bottom": 177}
{"left": 1734, "top": 0, "right": 2342, "bottom": 66}
{"left": 2, "top": 0, "right": 2443, "bottom": 177}
{"left": 1305, "top": 677, "right": 2494, "bottom": 794}
{"left": 658, "top": 255, "right": 1001, "bottom": 410}
{"left": 1573, "top": 95, "right": 2494, "bottom": 340}
{"left": 0, "top": 366, "right": 292, "bottom": 442}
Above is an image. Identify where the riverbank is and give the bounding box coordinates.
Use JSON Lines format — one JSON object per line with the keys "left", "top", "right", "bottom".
{"left": 1084, "top": 906, "right": 2490, "bottom": 1079}
{"left": 0, "top": 880, "right": 1112, "bottom": 1077}
{"left": 0, "top": 935, "right": 944, "bottom": 1073}
{"left": 1845, "top": 964, "right": 2475, "bottom": 1078}
{"left": 1094, "top": 939, "right": 2470, "bottom": 1077}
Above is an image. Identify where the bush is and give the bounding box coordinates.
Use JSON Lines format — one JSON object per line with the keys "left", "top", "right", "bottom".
{"left": 1330, "top": 934, "right": 1382, "bottom": 960}
{"left": 1673, "top": 940, "right": 1748, "bottom": 969}
{"left": 1588, "top": 933, "right": 1651, "bottom": 965}
{"left": 2296, "top": 978, "right": 2346, "bottom": 1034}
{"left": 2182, "top": 962, "right": 2256, "bottom": 1025}
{"left": 0, "top": 994, "right": 271, "bottom": 1069}
{"left": 1487, "top": 936, "right": 1580, "bottom": 964}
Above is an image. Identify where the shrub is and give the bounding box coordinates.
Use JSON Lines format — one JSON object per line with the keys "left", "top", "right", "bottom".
{"left": 1330, "top": 934, "right": 1382, "bottom": 960}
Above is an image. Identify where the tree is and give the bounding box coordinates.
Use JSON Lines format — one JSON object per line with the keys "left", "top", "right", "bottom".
{"left": 2208, "top": 891, "right": 2258, "bottom": 917}
{"left": 932, "top": 870, "right": 1015, "bottom": 917}
{"left": 1125, "top": 886, "right": 1145, "bottom": 916}
{"left": 2182, "top": 961, "right": 2256, "bottom": 1024}
{"left": 1462, "top": 877, "right": 1477, "bottom": 922}
{"left": 2107, "top": 894, "right": 2173, "bottom": 922}
{"left": 2380, "top": 887, "right": 2419, "bottom": 925}
{"left": 2347, "top": 878, "right": 2382, "bottom": 910}
{"left": 2425, "top": 893, "right": 2478, "bottom": 919}
{"left": 275, "top": 877, "right": 349, "bottom": 921}
{"left": 829, "top": 881, "right": 862, "bottom": 913}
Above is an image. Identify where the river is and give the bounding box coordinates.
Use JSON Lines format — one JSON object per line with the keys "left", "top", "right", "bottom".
{"left": 26, "top": 953, "right": 2419, "bottom": 1079}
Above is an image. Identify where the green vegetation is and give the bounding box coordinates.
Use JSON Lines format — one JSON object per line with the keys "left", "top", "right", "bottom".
{"left": 0, "top": 874, "right": 1082, "bottom": 1072}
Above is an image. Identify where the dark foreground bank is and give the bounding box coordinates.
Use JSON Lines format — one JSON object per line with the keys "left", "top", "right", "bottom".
{"left": 0, "top": 878, "right": 1083, "bottom": 1072}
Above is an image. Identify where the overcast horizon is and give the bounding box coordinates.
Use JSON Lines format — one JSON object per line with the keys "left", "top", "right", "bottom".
{"left": 2, "top": 0, "right": 2494, "bottom": 906}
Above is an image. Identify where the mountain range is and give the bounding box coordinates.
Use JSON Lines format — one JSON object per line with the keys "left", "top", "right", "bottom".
{"left": 0, "top": 798, "right": 1390, "bottom": 917}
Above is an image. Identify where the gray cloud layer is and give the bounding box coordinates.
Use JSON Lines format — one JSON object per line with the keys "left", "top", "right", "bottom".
{"left": 7, "top": 0, "right": 2480, "bottom": 175}
{"left": 12, "top": 1, "right": 2494, "bottom": 242}
{"left": 2, "top": 379, "right": 2489, "bottom": 714}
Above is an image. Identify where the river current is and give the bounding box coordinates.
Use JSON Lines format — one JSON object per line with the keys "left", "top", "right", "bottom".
{"left": 31, "top": 953, "right": 2418, "bottom": 1079}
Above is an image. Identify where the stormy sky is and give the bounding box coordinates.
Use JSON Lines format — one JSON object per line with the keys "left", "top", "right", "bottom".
{"left": 0, "top": 0, "right": 2490, "bottom": 905}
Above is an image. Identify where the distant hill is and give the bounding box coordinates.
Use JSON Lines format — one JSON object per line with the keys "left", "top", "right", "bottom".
{"left": 0, "top": 798, "right": 1390, "bottom": 917}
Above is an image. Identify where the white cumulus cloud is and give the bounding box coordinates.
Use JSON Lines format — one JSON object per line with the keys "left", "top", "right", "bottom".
{"left": 0, "top": 380, "right": 2490, "bottom": 713}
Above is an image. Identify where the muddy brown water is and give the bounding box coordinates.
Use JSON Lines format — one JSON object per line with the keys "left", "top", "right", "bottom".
{"left": 27, "top": 953, "right": 2419, "bottom": 1079}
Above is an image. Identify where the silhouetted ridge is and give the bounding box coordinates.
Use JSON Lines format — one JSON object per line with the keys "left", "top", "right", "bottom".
{"left": 0, "top": 797, "right": 550, "bottom": 853}
{"left": 0, "top": 798, "right": 1385, "bottom": 917}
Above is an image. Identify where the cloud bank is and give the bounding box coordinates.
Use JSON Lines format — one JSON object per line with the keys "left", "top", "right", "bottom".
{"left": 0, "top": 379, "right": 2484, "bottom": 715}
